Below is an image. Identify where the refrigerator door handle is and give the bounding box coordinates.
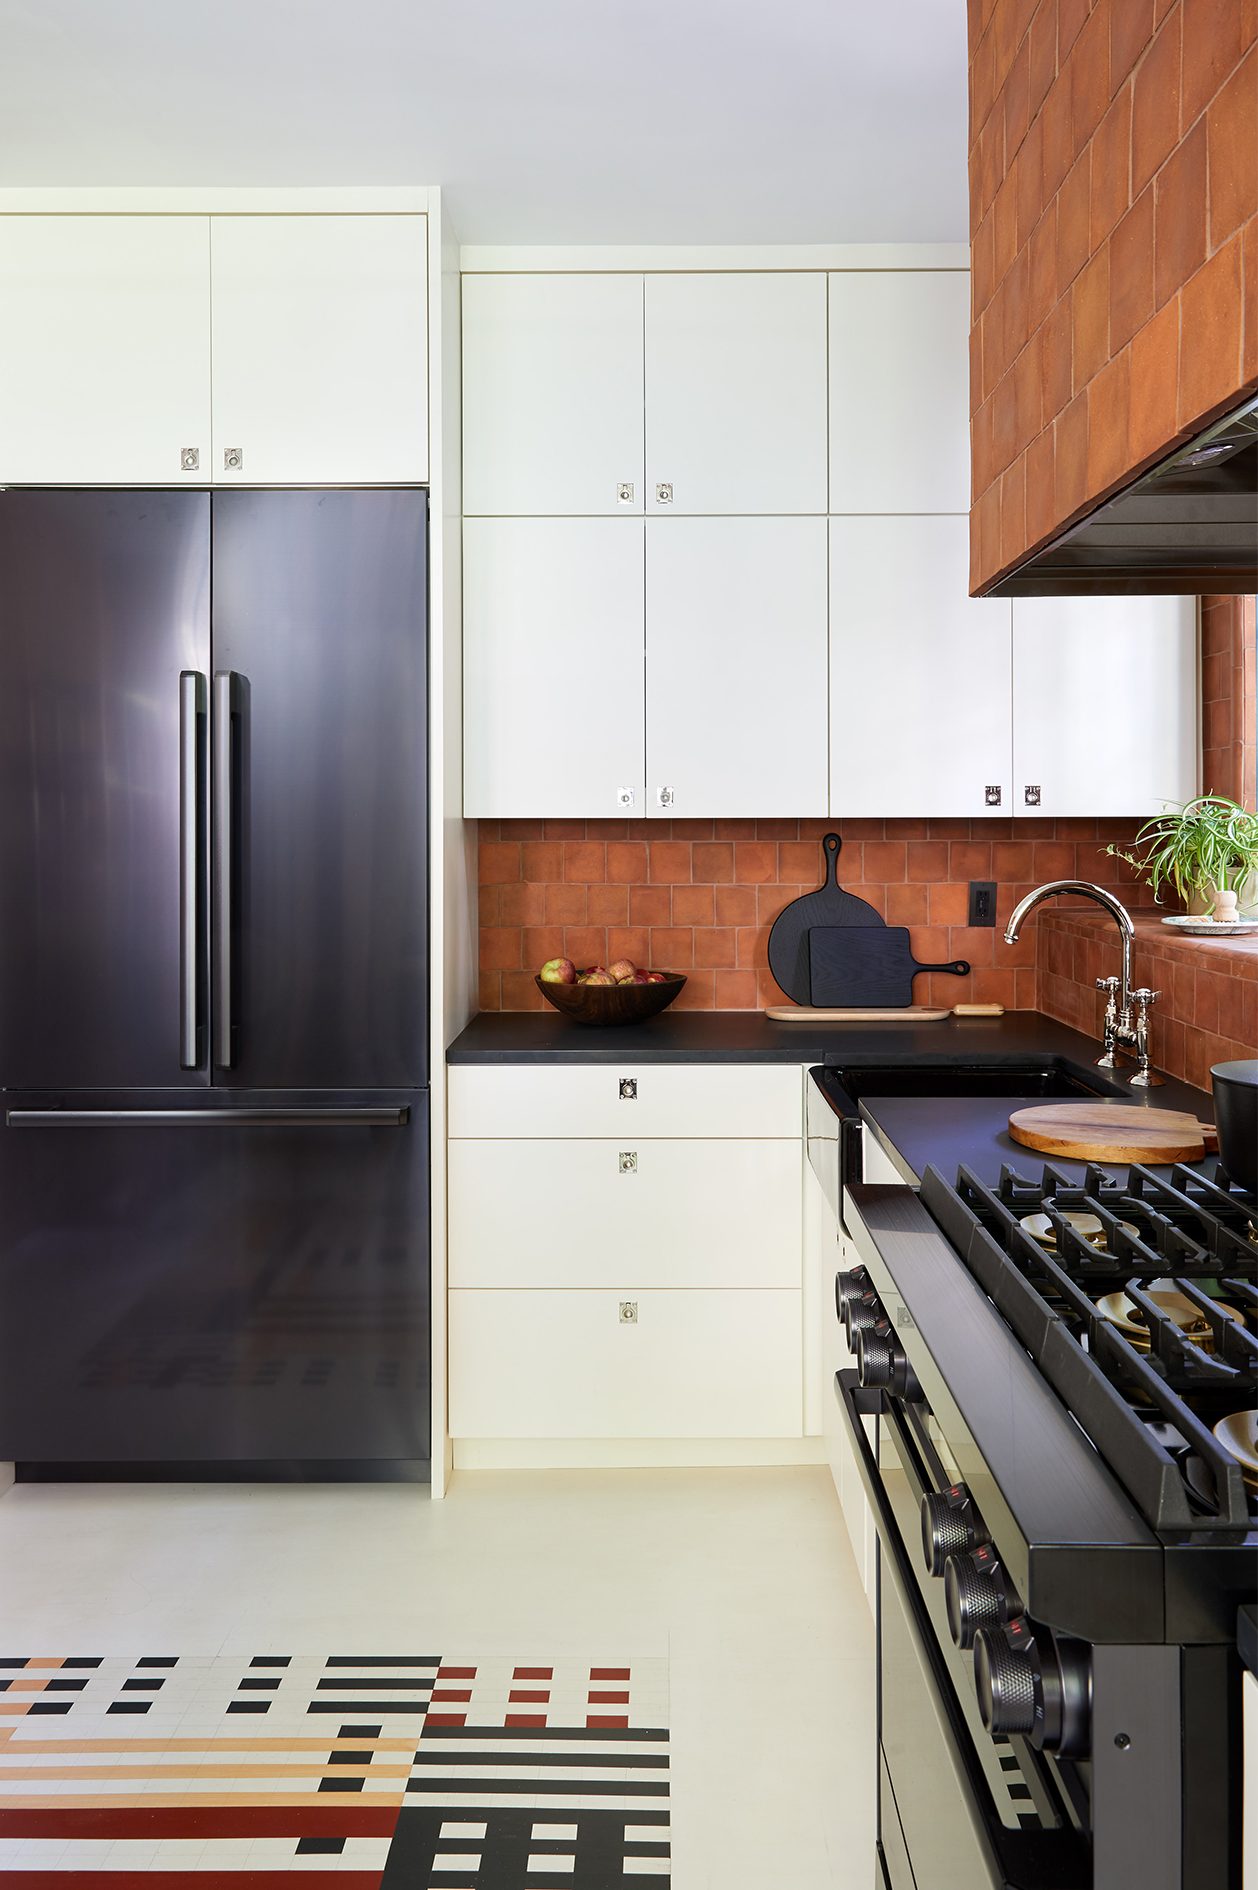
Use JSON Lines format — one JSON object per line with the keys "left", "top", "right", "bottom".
{"left": 212, "top": 670, "right": 238, "bottom": 1070}
{"left": 6, "top": 1108, "right": 410, "bottom": 1128}
{"left": 179, "top": 671, "right": 206, "bottom": 1070}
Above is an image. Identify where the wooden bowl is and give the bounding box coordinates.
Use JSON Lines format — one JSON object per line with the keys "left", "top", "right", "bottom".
{"left": 534, "top": 973, "right": 686, "bottom": 1026}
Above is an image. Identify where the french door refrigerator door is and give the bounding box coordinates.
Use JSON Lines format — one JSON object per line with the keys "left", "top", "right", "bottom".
{"left": 0, "top": 490, "right": 211, "bottom": 1088}
{"left": 0, "top": 1091, "right": 430, "bottom": 1466}
{"left": 210, "top": 489, "right": 428, "bottom": 1089}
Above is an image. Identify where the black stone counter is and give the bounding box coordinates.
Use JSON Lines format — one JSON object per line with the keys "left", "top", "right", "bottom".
{"left": 447, "top": 1007, "right": 1154, "bottom": 1071}
{"left": 859, "top": 1083, "right": 1213, "bottom": 1191}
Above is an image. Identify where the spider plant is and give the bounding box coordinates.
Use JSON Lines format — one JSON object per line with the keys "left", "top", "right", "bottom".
{"left": 1105, "top": 795, "right": 1258, "bottom": 911}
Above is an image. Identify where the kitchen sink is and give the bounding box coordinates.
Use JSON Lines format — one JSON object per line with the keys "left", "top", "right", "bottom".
{"left": 826, "top": 1062, "right": 1121, "bottom": 1103}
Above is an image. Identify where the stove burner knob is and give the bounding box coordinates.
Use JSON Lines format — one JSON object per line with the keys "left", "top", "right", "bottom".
{"left": 856, "top": 1327, "right": 921, "bottom": 1401}
{"left": 974, "top": 1620, "right": 1037, "bottom": 1738}
{"left": 974, "top": 1622, "right": 1092, "bottom": 1757}
{"left": 920, "top": 1485, "right": 988, "bottom": 1576}
{"left": 943, "top": 1546, "right": 1014, "bottom": 1648}
{"left": 835, "top": 1266, "right": 869, "bottom": 1307}
{"left": 842, "top": 1290, "right": 886, "bottom": 1342}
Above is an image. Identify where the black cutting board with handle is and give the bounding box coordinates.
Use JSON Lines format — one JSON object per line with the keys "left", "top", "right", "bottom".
{"left": 767, "top": 832, "right": 885, "bottom": 1005}
{"left": 808, "top": 926, "right": 970, "bottom": 1008}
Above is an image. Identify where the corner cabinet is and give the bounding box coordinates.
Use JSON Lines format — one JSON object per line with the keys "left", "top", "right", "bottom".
{"left": 1010, "top": 594, "right": 1199, "bottom": 816}
{"left": 0, "top": 212, "right": 428, "bottom": 485}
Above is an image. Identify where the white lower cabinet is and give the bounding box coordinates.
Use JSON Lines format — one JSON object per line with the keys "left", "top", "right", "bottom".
{"left": 446, "top": 1062, "right": 808, "bottom": 1454}
{"left": 450, "top": 1138, "right": 801, "bottom": 1289}
{"left": 449, "top": 1289, "right": 802, "bottom": 1438}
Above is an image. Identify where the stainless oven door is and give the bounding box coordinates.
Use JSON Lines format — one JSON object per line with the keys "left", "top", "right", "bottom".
{"left": 836, "top": 1371, "right": 1089, "bottom": 1890}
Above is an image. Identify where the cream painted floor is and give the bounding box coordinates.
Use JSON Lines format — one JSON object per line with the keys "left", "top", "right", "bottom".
{"left": 0, "top": 1466, "right": 876, "bottom": 1888}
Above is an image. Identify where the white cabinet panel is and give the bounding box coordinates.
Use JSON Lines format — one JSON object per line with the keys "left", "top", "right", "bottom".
{"left": 449, "top": 1138, "right": 802, "bottom": 1289}
{"left": 0, "top": 216, "right": 210, "bottom": 483}
{"left": 646, "top": 517, "right": 828, "bottom": 817}
{"left": 210, "top": 215, "right": 427, "bottom": 483}
{"left": 829, "top": 516, "right": 1012, "bottom": 819}
{"left": 1011, "top": 595, "right": 1198, "bottom": 817}
{"left": 463, "top": 518, "right": 645, "bottom": 817}
{"left": 645, "top": 273, "right": 827, "bottom": 514}
{"left": 449, "top": 1289, "right": 803, "bottom": 1437}
{"left": 463, "top": 274, "right": 644, "bottom": 515}
{"left": 448, "top": 1063, "right": 802, "bottom": 1140}
{"left": 829, "top": 271, "right": 971, "bottom": 512}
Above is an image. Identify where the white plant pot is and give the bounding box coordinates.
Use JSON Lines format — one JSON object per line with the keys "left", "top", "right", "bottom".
{"left": 1187, "top": 875, "right": 1258, "bottom": 919}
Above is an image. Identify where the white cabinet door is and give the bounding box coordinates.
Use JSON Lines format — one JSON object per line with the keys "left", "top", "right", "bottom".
{"left": 449, "top": 1138, "right": 802, "bottom": 1289}
{"left": 463, "top": 517, "right": 645, "bottom": 816}
{"left": 209, "top": 215, "right": 427, "bottom": 483}
{"left": 645, "top": 273, "right": 828, "bottom": 514}
{"left": 449, "top": 1288, "right": 803, "bottom": 1438}
{"left": 462, "top": 273, "right": 644, "bottom": 516}
{"left": 0, "top": 216, "right": 210, "bottom": 483}
{"left": 829, "top": 516, "right": 1013, "bottom": 819}
{"left": 829, "top": 270, "right": 971, "bottom": 512}
{"left": 646, "top": 517, "right": 828, "bottom": 817}
{"left": 1011, "top": 596, "right": 1198, "bottom": 816}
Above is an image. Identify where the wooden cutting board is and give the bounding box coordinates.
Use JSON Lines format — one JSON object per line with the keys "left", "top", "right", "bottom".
{"left": 765, "top": 1004, "right": 1005, "bottom": 1022}
{"left": 1008, "top": 1102, "right": 1217, "bottom": 1163}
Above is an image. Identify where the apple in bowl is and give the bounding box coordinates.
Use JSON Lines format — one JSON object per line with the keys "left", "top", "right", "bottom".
{"left": 539, "top": 956, "right": 577, "bottom": 985}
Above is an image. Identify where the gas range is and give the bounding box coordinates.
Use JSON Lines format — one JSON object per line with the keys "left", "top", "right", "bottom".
{"left": 834, "top": 1153, "right": 1256, "bottom": 1890}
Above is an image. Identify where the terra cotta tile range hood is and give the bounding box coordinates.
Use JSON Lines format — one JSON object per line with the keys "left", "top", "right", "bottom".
{"left": 984, "top": 392, "right": 1258, "bottom": 598}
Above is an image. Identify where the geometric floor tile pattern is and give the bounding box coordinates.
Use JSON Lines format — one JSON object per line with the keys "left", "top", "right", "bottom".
{"left": 0, "top": 1656, "right": 670, "bottom": 1887}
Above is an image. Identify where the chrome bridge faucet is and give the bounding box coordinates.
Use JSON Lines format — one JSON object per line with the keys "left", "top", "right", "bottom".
{"left": 1003, "top": 880, "right": 1162, "bottom": 1088}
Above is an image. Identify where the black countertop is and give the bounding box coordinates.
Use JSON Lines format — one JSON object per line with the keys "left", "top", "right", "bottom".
{"left": 447, "top": 1007, "right": 1154, "bottom": 1070}
{"left": 857, "top": 1086, "right": 1212, "bottom": 1191}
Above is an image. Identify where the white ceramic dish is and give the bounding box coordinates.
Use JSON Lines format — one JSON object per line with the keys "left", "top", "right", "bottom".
{"left": 1160, "top": 915, "right": 1258, "bottom": 936}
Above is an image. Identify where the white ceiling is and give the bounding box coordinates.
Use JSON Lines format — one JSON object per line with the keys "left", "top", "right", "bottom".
{"left": 0, "top": 0, "right": 970, "bottom": 244}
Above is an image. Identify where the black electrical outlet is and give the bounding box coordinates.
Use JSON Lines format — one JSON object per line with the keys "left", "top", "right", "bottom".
{"left": 969, "top": 880, "right": 997, "bottom": 926}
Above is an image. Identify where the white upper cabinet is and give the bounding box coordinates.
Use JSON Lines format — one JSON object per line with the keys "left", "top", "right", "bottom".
{"left": 209, "top": 215, "right": 427, "bottom": 484}
{"left": 462, "top": 274, "right": 644, "bottom": 515}
{"left": 0, "top": 216, "right": 211, "bottom": 484}
{"left": 829, "top": 270, "right": 971, "bottom": 512}
{"left": 464, "top": 517, "right": 645, "bottom": 818}
{"left": 1011, "top": 595, "right": 1199, "bottom": 816}
{"left": 645, "top": 273, "right": 828, "bottom": 514}
{"left": 830, "top": 515, "right": 1012, "bottom": 818}
{"left": 646, "top": 517, "right": 828, "bottom": 817}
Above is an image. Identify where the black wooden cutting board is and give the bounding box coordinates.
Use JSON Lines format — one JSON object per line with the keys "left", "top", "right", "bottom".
{"left": 808, "top": 926, "right": 970, "bottom": 1008}
{"left": 766, "top": 833, "right": 885, "bottom": 1005}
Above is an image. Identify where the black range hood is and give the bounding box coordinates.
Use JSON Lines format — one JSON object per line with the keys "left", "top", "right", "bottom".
{"left": 985, "top": 392, "right": 1258, "bottom": 597}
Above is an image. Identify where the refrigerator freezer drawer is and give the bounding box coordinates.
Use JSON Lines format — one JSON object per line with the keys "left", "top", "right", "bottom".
{"left": 0, "top": 1090, "right": 430, "bottom": 1467}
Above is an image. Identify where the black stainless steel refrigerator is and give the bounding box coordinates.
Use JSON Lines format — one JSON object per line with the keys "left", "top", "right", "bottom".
{"left": 0, "top": 489, "right": 430, "bottom": 1475}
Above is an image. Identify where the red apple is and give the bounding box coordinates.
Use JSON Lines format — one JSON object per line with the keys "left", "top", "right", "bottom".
{"left": 583, "top": 969, "right": 616, "bottom": 986}
{"left": 644, "top": 970, "right": 669, "bottom": 983}
{"left": 539, "top": 956, "right": 577, "bottom": 984}
{"left": 607, "top": 958, "right": 636, "bottom": 982}
{"left": 631, "top": 971, "right": 651, "bottom": 984}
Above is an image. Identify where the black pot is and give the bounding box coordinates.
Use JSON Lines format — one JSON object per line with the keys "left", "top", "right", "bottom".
{"left": 1211, "top": 1060, "right": 1258, "bottom": 1193}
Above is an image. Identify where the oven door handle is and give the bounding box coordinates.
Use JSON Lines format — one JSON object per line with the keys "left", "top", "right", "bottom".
{"left": 835, "top": 1372, "right": 1011, "bottom": 1888}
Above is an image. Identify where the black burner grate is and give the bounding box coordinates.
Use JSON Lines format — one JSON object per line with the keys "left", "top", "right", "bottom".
{"left": 921, "top": 1160, "right": 1258, "bottom": 1536}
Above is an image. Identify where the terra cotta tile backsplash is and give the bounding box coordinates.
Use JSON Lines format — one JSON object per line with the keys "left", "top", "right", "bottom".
{"left": 477, "top": 815, "right": 1157, "bottom": 1014}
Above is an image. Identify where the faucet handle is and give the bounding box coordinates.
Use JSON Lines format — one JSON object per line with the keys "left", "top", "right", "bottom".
{"left": 1131, "top": 987, "right": 1159, "bottom": 1008}
{"left": 1096, "top": 975, "right": 1120, "bottom": 994}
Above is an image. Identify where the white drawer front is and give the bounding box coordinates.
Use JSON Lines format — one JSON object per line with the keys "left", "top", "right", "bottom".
{"left": 448, "top": 1062, "right": 802, "bottom": 1140}
{"left": 449, "top": 1288, "right": 803, "bottom": 1438}
{"left": 450, "top": 1138, "right": 802, "bottom": 1289}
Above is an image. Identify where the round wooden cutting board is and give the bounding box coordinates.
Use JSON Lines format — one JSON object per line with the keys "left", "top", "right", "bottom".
{"left": 1008, "top": 1102, "right": 1215, "bottom": 1163}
